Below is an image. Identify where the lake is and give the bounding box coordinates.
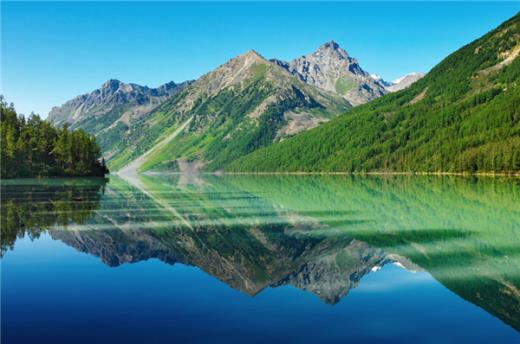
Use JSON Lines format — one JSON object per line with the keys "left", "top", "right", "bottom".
{"left": 1, "top": 174, "right": 519, "bottom": 343}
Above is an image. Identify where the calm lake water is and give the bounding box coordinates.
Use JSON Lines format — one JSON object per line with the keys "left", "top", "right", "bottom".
{"left": 1, "top": 174, "right": 519, "bottom": 343}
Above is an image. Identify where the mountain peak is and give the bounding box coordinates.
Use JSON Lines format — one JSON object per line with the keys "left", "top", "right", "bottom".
{"left": 100, "top": 79, "right": 127, "bottom": 94}
{"left": 101, "top": 79, "right": 123, "bottom": 89}
{"left": 48, "top": 79, "right": 186, "bottom": 127}
{"left": 239, "top": 49, "right": 266, "bottom": 62}
{"left": 315, "top": 40, "right": 349, "bottom": 59}
{"left": 387, "top": 72, "right": 425, "bottom": 92}
{"left": 245, "top": 49, "right": 262, "bottom": 57}
{"left": 278, "top": 40, "right": 385, "bottom": 105}
{"left": 321, "top": 40, "right": 340, "bottom": 50}
{"left": 223, "top": 50, "right": 267, "bottom": 69}
{"left": 392, "top": 72, "right": 425, "bottom": 85}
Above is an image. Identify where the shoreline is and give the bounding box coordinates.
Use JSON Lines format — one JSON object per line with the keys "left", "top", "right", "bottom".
{"left": 3, "top": 172, "right": 519, "bottom": 180}
{"left": 145, "top": 171, "right": 520, "bottom": 178}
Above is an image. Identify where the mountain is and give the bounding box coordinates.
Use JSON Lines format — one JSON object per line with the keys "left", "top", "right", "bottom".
{"left": 370, "top": 72, "right": 425, "bottom": 92}
{"left": 227, "top": 13, "right": 520, "bottom": 174}
{"left": 48, "top": 42, "right": 419, "bottom": 174}
{"left": 105, "top": 50, "right": 351, "bottom": 173}
{"left": 49, "top": 50, "right": 353, "bottom": 173}
{"left": 273, "top": 41, "right": 388, "bottom": 105}
{"left": 370, "top": 74, "right": 393, "bottom": 87}
{"left": 386, "top": 72, "right": 425, "bottom": 92}
{"left": 48, "top": 79, "right": 189, "bottom": 134}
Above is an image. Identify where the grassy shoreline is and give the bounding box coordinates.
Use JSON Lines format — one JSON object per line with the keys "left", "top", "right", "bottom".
{"left": 145, "top": 170, "right": 520, "bottom": 177}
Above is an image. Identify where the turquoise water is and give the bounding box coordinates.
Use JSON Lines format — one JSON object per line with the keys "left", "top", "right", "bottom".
{"left": 2, "top": 175, "right": 519, "bottom": 343}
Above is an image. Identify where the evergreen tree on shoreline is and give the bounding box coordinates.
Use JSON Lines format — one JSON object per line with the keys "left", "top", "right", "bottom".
{"left": 1, "top": 97, "right": 109, "bottom": 178}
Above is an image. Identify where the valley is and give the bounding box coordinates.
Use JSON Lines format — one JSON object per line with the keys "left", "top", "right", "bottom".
{"left": 48, "top": 42, "right": 422, "bottom": 174}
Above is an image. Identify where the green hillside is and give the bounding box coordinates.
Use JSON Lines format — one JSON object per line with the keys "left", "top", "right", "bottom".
{"left": 227, "top": 13, "right": 520, "bottom": 174}
{"left": 102, "top": 52, "right": 350, "bottom": 173}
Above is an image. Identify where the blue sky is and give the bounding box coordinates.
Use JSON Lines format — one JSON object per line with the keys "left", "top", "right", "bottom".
{"left": 2, "top": 2, "right": 520, "bottom": 117}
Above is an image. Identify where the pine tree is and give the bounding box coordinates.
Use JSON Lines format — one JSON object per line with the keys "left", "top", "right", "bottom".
{"left": 1, "top": 98, "right": 109, "bottom": 178}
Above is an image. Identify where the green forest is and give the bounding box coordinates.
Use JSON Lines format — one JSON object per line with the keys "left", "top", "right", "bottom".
{"left": 1, "top": 97, "right": 109, "bottom": 178}
{"left": 227, "top": 13, "right": 520, "bottom": 174}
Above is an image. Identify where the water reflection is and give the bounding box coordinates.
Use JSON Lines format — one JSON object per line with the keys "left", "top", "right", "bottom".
{"left": 0, "top": 178, "right": 106, "bottom": 255}
{"left": 1, "top": 174, "right": 519, "bottom": 332}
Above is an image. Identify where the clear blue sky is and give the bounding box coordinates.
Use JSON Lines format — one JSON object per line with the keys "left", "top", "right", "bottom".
{"left": 2, "top": 1, "right": 519, "bottom": 117}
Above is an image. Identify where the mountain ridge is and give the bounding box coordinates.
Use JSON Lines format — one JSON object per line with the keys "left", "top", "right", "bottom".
{"left": 227, "top": 12, "right": 520, "bottom": 174}
{"left": 111, "top": 49, "right": 351, "bottom": 172}
{"left": 386, "top": 72, "right": 426, "bottom": 92}
{"left": 48, "top": 79, "right": 189, "bottom": 128}
{"left": 48, "top": 41, "right": 425, "bottom": 173}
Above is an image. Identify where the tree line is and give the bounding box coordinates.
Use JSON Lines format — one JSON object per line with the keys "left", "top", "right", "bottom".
{"left": 226, "top": 14, "right": 520, "bottom": 174}
{"left": 1, "top": 97, "right": 109, "bottom": 178}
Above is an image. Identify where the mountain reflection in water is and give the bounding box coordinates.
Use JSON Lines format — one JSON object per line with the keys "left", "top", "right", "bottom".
{"left": 1, "top": 174, "right": 519, "bottom": 338}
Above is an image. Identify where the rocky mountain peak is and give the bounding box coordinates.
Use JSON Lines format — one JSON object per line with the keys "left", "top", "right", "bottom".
{"left": 100, "top": 79, "right": 124, "bottom": 93}
{"left": 226, "top": 49, "right": 267, "bottom": 67}
{"left": 275, "top": 41, "right": 386, "bottom": 105}
{"left": 392, "top": 72, "right": 424, "bottom": 85}
{"left": 386, "top": 72, "right": 425, "bottom": 92}
{"left": 322, "top": 40, "right": 340, "bottom": 50}
{"left": 47, "top": 79, "right": 186, "bottom": 128}
{"left": 270, "top": 41, "right": 421, "bottom": 103}
{"left": 102, "top": 78, "right": 122, "bottom": 87}
{"left": 192, "top": 49, "right": 273, "bottom": 96}
{"left": 244, "top": 49, "right": 264, "bottom": 59}
{"left": 370, "top": 74, "right": 393, "bottom": 87}
{"left": 315, "top": 40, "right": 349, "bottom": 60}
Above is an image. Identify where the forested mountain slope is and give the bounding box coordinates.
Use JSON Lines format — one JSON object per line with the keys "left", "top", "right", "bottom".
{"left": 107, "top": 51, "right": 351, "bottom": 172}
{"left": 49, "top": 42, "right": 424, "bottom": 173}
{"left": 227, "top": 13, "right": 520, "bottom": 174}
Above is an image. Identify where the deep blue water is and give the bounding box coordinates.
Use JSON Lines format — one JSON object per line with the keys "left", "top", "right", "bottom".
{"left": 2, "top": 175, "right": 519, "bottom": 343}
